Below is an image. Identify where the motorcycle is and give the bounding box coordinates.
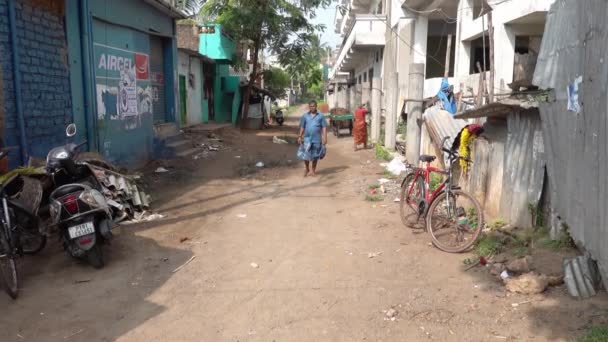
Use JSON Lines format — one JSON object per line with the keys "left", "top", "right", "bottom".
{"left": 46, "top": 124, "right": 113, "bottom": 268}
{"left": 275, "top": 109, "right": 284, "bottom": 126}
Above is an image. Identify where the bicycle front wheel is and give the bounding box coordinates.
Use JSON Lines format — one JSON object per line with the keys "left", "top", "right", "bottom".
{"left": 0, "top": 222, "right": 18, "bottom": 298}
{"left": 426, "top": 190, "right": 483, "bottom": 253}
{"left": 399, "top": 172, "right": 426, "bottom": 229}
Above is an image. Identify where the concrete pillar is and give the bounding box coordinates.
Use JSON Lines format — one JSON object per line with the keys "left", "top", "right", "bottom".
{"left": 371, "top": 76, "right": 382, "bottom": 144}
{"left": 333, "top": 83, "right": 339, "bottom": 108}
{"left": 384, "top": 72, "right": 399, "bottom": 150}
{"left": 413, "top": 14, "right": 428, "bottom": 65}
{"left": 396, "top": 18, "right": 414, "bottom": 109}
{"left": 349, "top": 85, "right": 356, "bottom": 112}
{"left": 405, "top": 63, "right": 424, "bottom": 164}
{"left": 362, "top": 83, "right": 371, "bottom": 107}
{"left": 494, "top": 24, "right": 516, "bottom": 92}
{"left": 355, "top": 84, "right": 362, "bottom": 110}
{"left": 454, "top": 0, "right": 473, "bottom": 78}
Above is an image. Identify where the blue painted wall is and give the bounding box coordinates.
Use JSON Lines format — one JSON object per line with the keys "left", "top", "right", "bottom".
{"left": 0, "top": 0, "right": 72, "bottom": 167}
{"left": 81, "top": 0, "right": 177, "bottom": 166}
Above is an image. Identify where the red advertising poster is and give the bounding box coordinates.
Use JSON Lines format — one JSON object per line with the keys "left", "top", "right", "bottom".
{"left": 135, "top": 53, "right": 149, "bottom": 80}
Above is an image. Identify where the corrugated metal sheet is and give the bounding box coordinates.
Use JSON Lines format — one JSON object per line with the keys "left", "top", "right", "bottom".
{"left": 422, "top": 106, "right": 468, "bottom": 166}
{"left": 499, "top": 111, "right": 546, "bottom": 228}
{"left": 533, "top": 0, "right": 608, "bottom": 289}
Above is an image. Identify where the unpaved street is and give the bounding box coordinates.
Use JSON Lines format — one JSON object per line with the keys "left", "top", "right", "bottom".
{"left": 1, "top": 109, "right": 607, "bottom": 341}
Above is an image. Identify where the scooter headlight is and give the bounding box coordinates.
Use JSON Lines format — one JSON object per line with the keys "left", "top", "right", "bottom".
{"left": 79, "top": 189, "right": 106, "bottom": 207}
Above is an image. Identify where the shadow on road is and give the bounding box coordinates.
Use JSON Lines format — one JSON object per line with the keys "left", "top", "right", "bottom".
{"left": 0, "top": 230, "right": 193, "bottom": 341}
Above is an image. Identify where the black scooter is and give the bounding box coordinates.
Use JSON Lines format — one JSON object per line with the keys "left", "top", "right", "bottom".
{"left": 46, "top": 124, "right": 114, "bottom": 268}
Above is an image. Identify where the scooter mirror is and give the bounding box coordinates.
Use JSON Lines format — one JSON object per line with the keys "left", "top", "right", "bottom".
{"left": 66, "top": 123, "right": 77, "bottom": 137}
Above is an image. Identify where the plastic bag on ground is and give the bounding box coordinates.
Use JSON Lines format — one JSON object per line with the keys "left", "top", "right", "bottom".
{"left": 386, "top": 157, "right": 407, "bottom": 175}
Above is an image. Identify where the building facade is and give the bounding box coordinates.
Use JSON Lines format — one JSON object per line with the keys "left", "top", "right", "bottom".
{"left": 0, "top": 0, "right": 188, "bottom": 168}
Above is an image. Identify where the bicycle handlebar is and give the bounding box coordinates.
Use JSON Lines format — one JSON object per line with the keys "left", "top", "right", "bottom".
{"left": 442, "top": 147, "right": 472, "bottom": 163}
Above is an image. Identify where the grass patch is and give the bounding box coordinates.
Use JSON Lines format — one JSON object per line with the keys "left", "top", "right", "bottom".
{"left": 579, "top": 326, "right": 608, "bottom": 342}
{"left": 368, "top": 183, "right": 381, "bottom": 190}
{"left": 475, "top": 234, "right": 506, "bottom": 257}
{"left": 487, "top": 218, "right": 508, "bottom": 230}
{"left": 365, "top": 194, "right": 384, "bottom": 202}
{"left": 375, "top": 145, "right": 392, "bottom": 162}
{"left": 539, "top": 226, "right": 576, "bottom": 251}
{"left": 397, "top": 120, "right": 407, "bottom": 141}
{"left": 429, "top": 172, "right": 443, "bottom": 191}
{"left": 383, "top": 169, "right": 397, "bottom": 179}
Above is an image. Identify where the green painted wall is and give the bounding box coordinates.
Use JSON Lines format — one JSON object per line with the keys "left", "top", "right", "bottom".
{"left": 199, "top": 24, "right": 235, "bottom": 63}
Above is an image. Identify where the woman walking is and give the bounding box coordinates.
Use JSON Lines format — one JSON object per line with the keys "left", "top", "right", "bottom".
{"left": 353, "top": 103, "right": 369, "bottom": 151}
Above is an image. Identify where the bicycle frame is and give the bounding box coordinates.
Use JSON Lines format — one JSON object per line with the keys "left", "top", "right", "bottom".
{"left": 405, "top": 155, "right": 457, "bottom": 218}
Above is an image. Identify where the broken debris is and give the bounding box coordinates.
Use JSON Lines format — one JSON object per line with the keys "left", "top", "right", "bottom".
{"left": 503, "top": 272, "right": 563, "bottom": 294}
{"left": 272, "top": 136, "right": 289, "bottom": 144}
{"left": 506, "top": 256, "right": 533, "bottom": 274}
{"left": 155, "top": 167, "right": 169, "bottom": 173}
{"left": 250, "top": 262, "right": 259, "bottom": 269}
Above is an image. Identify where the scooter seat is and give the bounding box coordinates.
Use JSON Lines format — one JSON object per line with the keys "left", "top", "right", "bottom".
{"left": 51, "top": 184, "right": 87, "bottom": 199}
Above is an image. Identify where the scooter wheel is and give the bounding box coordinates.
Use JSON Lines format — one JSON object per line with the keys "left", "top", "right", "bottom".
{"left": 86, "top": 244, "right": 105, "bottom": 269}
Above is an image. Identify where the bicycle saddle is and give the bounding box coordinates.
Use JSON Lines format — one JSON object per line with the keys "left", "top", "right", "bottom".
{"left": 419, "top": 155, "right": 436, "bottom": 163}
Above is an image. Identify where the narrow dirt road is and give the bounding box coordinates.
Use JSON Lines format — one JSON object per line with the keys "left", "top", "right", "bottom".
{"left": 1, "top": 107, "right": 607, "bottom": 341}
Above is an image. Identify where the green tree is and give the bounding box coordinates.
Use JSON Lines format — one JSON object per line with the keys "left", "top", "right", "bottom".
{"left": 282, "top": 34, "right": 326, "bottom": 100}
{"left": 263, "top": 67, "right": 291, "bottom": 99}
{"left": 202, "top": 0, "right": 330, "bottom": 124}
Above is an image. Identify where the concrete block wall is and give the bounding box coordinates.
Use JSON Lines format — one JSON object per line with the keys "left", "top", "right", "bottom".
{"left": 0, "top": 0, "right": 71, "bottom": 166}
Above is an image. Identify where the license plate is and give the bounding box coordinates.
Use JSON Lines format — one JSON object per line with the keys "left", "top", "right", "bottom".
{"left": 68, "top": 222, "right": 95, "bottom": 239}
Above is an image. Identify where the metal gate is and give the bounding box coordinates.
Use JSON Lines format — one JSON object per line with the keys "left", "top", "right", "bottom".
{"left": 149, "top": 36, "right": 166, "bottom": 123}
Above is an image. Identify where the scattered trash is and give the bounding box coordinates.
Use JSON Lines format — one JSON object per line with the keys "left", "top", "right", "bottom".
{"left": 208, "top": 146, "right": 220, "bottom": 151}
{"left": 250, "top": 262, "right": 259, "bottom": 269}
{"left": 256, "top": 162, "right": 264, "bottom": 168}
{"left": 273, "top": 136, "right": 289, "bottom": 144}
{"left": 74, "top": 279, "right": 92, "bottom": 284}
{"left": 235, "top": 156, "right": 241, "bottom": 159}
{"left": 368, "top": 252, "right": 382, "bottom": 259}
{"left": 179, "top": 237, "right": 189, "bottom": 243}
{"left": 385, "top": 308, "right": 398, "bottom": 320}
{"left": 378, "top": 178, "right": 391, "bottom": 184}
{"left": 123, "top": 211, "right": 165, "bottom": 224}
{"left": 369, "top": 188, "right": 378, "bottom": 195}
{"left": 563, "top": 255, "right": 601, "bottom": 298}
{"left": 64, "top": 329, "right": 85, "bottom": 340}
{"left": 155, "top": 167, "right": 169, "bottom": 173}
{"left": 237, "top": 214, "right": 247, "bottom": 219}
{"left": 379, "top": 185, "right": 386, "bottom": 194}
{"left": 500, "top": 270, "right": 510, "bottom": 280}
{"left": 490, "top": 262, "right": 506, "bottom": 276}
{"left": 511, "top": 300, "right": 532, "bottom": 307}
{"left": 506, "top": 256, "right": 532, "bottom": 273}
{"left": 172, "top": 255, "right": 196, "bottom": 273}
{"left": 504, "top": 272, "right": 563, "bottom": 294}
{"left": 393, "top": 198, "right": 400, "bottom": 202}
{"left": 386, "top": 157, "right": 407, "bottom": 175}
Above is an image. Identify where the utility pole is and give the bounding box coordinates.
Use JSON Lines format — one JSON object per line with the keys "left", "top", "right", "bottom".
{"left": 384, "top": 72, "right": 398, "bottom": 150}
{"left": 488, "top": 10, "right": 495, "bottom": 103}
{"left": 371, "top": 76, "right": 382, "bottom": 144}
{"left": 405, "top": 64, "right": 424, "bottom": 163}
{"left": 444, "top": 34, "right": 452, "bottom": 78}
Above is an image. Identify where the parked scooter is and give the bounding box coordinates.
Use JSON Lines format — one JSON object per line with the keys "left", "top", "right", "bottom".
{"left": 46, "top": 124, "right": 114, "bottom": 268}
{"left": 275, "top": 109, "right": 284, "bottom": 126}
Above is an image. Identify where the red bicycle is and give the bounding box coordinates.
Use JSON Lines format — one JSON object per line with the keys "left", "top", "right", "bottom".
{"left": 399, "top": 137, "right": 483, "bottom": 253}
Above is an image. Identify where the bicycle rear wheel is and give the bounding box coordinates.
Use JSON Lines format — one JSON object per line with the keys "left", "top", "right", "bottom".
{"left": 0, "top": 234, "right": 18, "bottom": 299}
{"left": 426, "top": 190, "right": 483, "bottom": 253}
{"left": 399, "top": 172, "right": 426, "bottom": 229}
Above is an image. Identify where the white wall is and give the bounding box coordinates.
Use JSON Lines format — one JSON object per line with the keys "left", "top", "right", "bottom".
{"left": 454, "top": 0, "right": 554, "bottom": 92}
{"left": 178, "top": 51, "right": 204, "bottom": 126}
